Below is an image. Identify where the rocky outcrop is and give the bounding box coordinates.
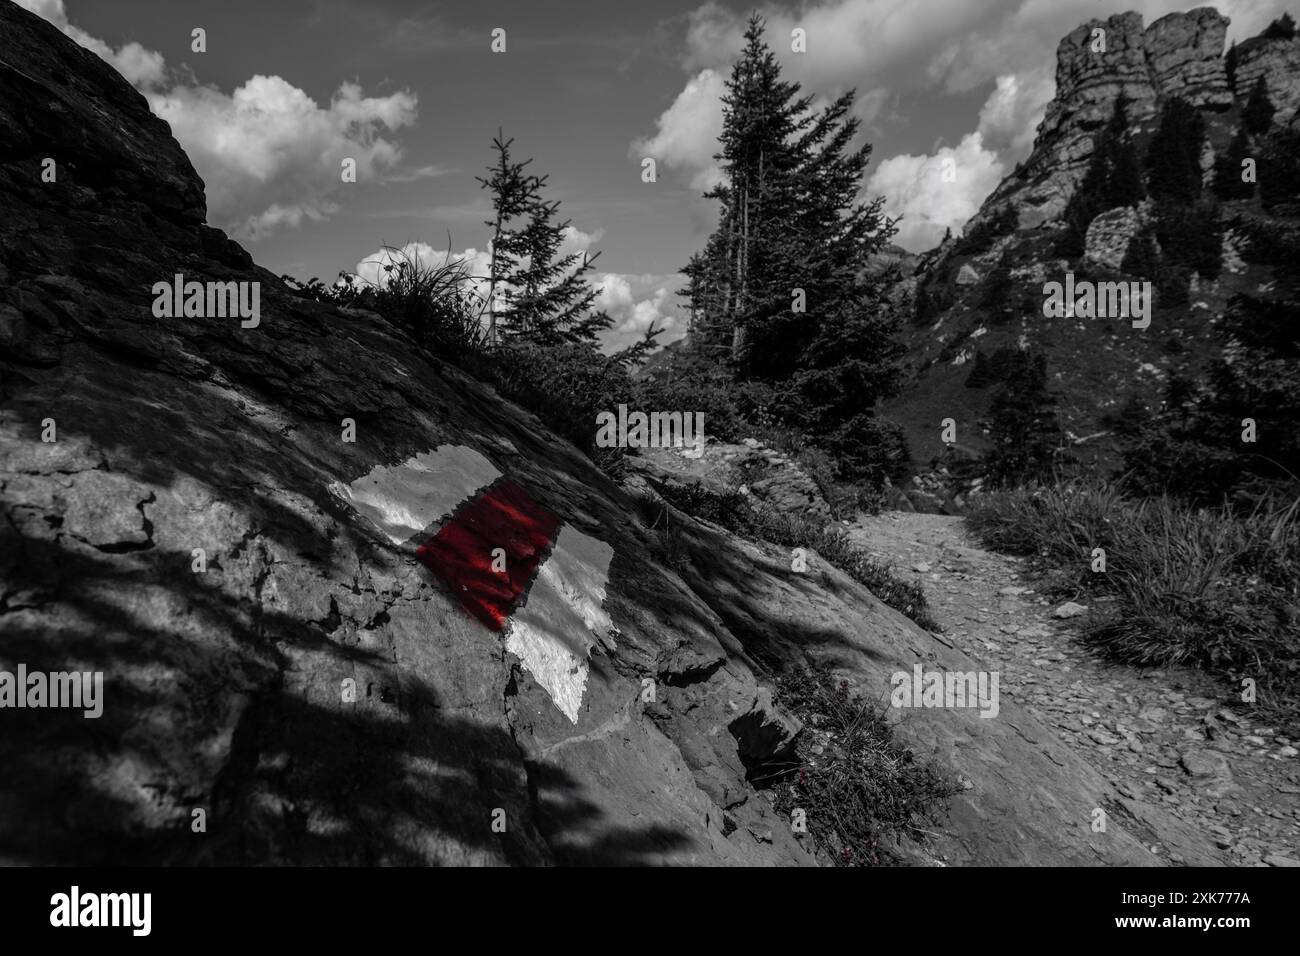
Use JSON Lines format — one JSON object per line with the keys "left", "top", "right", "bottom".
{"left": 1085, "top": 204, "right": 1147, "bottom": 270}
{"left": 0, "top": 0, "right": 1223, "bottom": 866}
{"left": 1233, "top": 33, "right": 1300, "bottom": 125}
{"left": 980, "top": 8, "right": 1230, "bottom": 230}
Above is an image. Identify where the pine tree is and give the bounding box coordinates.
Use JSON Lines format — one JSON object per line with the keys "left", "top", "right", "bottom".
{"left": 477, "top": 133, "right": 611, "bottom": 347}
{"left": 1259, "top": 125, "right": 1300, "bottom": 212}
{"left": 478, "top": 132, "right": 536, "bottom": 345}
{"left": 1145, "top": 98, "right": 1206, "bottom": 205}
{"left": 1242, "top": 77, "right": 1277, "bottom": 136}
{"left": 686, "top": 13, "right": 894, "bottom": 379}
{"left": 1120, "top": 290, "right": 1300, "bottom": 503}
{"left": 1225, "top": 40, "right": 1239, "bottom": 94}
{"left": 981, "top": 351, "right": 1063, "bottom": 487}
{"left": 1263, "top": 13, "right": 1297, "bottom": 40}
{"left": 1120, "top": 227, "right": 1160, "bottom": 279}
{"left": 1213, "top": 128, "right": 1255, "bottom": 200}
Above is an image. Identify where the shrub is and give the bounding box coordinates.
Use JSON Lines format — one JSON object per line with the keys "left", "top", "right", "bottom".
{"left": 768, "top": 663, "right": 958, "bottom": 866}
{"left": 485, "top": 340, "right": 636, "bottom": 475}
{"left": 966, "top": 483, "right": 1300, "bottom": 715}
{"left": 649, "top": 479, "right": 938, "bottom": 630}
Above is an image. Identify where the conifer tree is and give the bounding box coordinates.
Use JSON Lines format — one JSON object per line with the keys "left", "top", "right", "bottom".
{"left": 1056, "top": 95, "right": 1145, "bottom": 257}
{"left": 477, "top": 133, "right": 611, "bottom": 347}
{"left": 1263, "top": 13, "right": 1296, "bottom": 39}
{"left": 1242, "top": 77, "right": 1277, "bottom": 136}
{"left": 686, "top": 13, "right": 895, "bottom": 380}
{"left": 981, "top": 351, "right": 1063, "bottom": 486}
{"left": 1213, "top": 128, "right": 1255, "bottom": 201}
{"left": 1145, "top": 98, "right": 1205, "bottom": 205}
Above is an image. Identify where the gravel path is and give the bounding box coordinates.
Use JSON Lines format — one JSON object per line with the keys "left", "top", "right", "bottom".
{"left": 848, "top": 511, "right": 1300, "bottom": 867}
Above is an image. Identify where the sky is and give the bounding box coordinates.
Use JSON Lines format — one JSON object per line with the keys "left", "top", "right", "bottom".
{"left": 19, "top": 0, "right": 1291, "bottom": 350}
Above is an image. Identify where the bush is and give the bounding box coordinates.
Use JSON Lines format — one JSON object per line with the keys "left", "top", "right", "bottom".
{"left": 649, "top": 479, "right": 938, "bottom": 630}
{"left": 951, "top": 205, "right": 1018, "bottom": 258}
{"left": 284, "top": 247, "right": 489, "bottom": 358}
{"left": 768, "top": 663, "right": 958, "bottom": 866}
{"left": 631, "top": 347, "right": 750, "bottom": 443}
{"left": 966, "top": 483, "right": 1300, "bottom": 714}
{"left": 485, "top": 340, "right": 636, "bottom": 475}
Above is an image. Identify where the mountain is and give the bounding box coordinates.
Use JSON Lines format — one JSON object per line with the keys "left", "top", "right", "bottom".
{"left": 0, "top": 0, "right": 1222, "bottom": 865}
{"left": 884, "top": 7, "right": 1300, "bottom": 489}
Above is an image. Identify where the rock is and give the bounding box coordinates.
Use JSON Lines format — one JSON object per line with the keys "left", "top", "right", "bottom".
{"left": 976, "top": 9, "right": 1230, "bottom": 229}
{"left": 912, "top": 561, "right": 932, "bottom": 573}
{"left": 1053, "top": 601, "right": 1089, "bottom": 619}
{"left": 1234, "top": 32, "right": 1300, "bottom": 125}
{"left": 1180, "top": 750, "right": 1232, "bottom": 780}
{"left": 1264, "top": 854, "right": 1300, "bottom": 867}
{"left": 1085, "top": 205, "right": 1145, "bottom": 270}
{"left": 955, "top": 263, "right": 981, "bottom": 286}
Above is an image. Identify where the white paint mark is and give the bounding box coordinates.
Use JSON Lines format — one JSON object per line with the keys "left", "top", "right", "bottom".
{"left": 329, "top": 444, "right": 501, "bottom": 544}
{"left": 506, "top": 525, "right": 615, "bottom": 724}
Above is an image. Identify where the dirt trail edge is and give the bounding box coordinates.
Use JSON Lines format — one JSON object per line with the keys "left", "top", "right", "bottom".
{"left": 850, "top": 512, "right": 1300, "bottom": 867}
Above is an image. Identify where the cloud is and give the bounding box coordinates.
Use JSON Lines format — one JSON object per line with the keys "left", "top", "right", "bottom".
{"left": 149, "top": 77, "right": 418, "bottom": 240}
{"left": 975, "top": 69, "right": 1054, "bottom": 160}
{"left": 631, "top": 69, "right": 727, "bottom": 192}
{"left": 16, "top": 0, "right": 165, "bottom": 87}
{"left": 19, "top": 0, "right": 422, "bottom": 240}
{"left": 595, "top": 273, "right": 687, "bottom": 352}
{"left": 866, "top": 131, "right": 1006, "bottom": 252}
{"left": 680, "top": 0, "right": 1292, "bottom": 97}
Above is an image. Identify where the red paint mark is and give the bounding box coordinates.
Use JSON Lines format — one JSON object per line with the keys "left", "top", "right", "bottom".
{"left": 416, "top": 479, "right": 561, "bottom": 631}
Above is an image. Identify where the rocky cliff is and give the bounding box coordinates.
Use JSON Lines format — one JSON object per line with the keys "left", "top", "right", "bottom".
{"left": 884, "top": 7, "right": 1299, "bottom": 489}
{"left": 987, "top": 8, "right": 1233, "bottom": 229}
{"left": 0, "top": 0, "right": 1219, "bottom": 865}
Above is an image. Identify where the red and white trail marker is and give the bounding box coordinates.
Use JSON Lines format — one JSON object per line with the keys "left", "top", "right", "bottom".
{"left": 330, "top": 444, "right": 614, "bottom": 723}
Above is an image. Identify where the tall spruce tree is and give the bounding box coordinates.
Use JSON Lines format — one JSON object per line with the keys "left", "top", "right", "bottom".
{"left": 1145, "top": 98, "right": 1205, "bottom": 205}
{"left": 687, "top": 14, "right": 894, "bottom": 377}
{"left": 681, "top": 13, "right": 903, "bottom": 479}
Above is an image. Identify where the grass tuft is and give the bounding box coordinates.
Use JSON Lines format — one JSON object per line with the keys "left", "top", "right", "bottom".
{"left": 767, "top": 664, "right": 958, "bottom": 866}
{"left": 966, "top": 481, "right": 1300, "bottom": 714}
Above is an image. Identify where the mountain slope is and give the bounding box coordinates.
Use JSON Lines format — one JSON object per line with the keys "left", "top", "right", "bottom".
{"left": 0, "top": 0, "right": 1218, "bottom": 865}
{"left": 884, "top": 7, "right": 1300, "bottom": 479}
